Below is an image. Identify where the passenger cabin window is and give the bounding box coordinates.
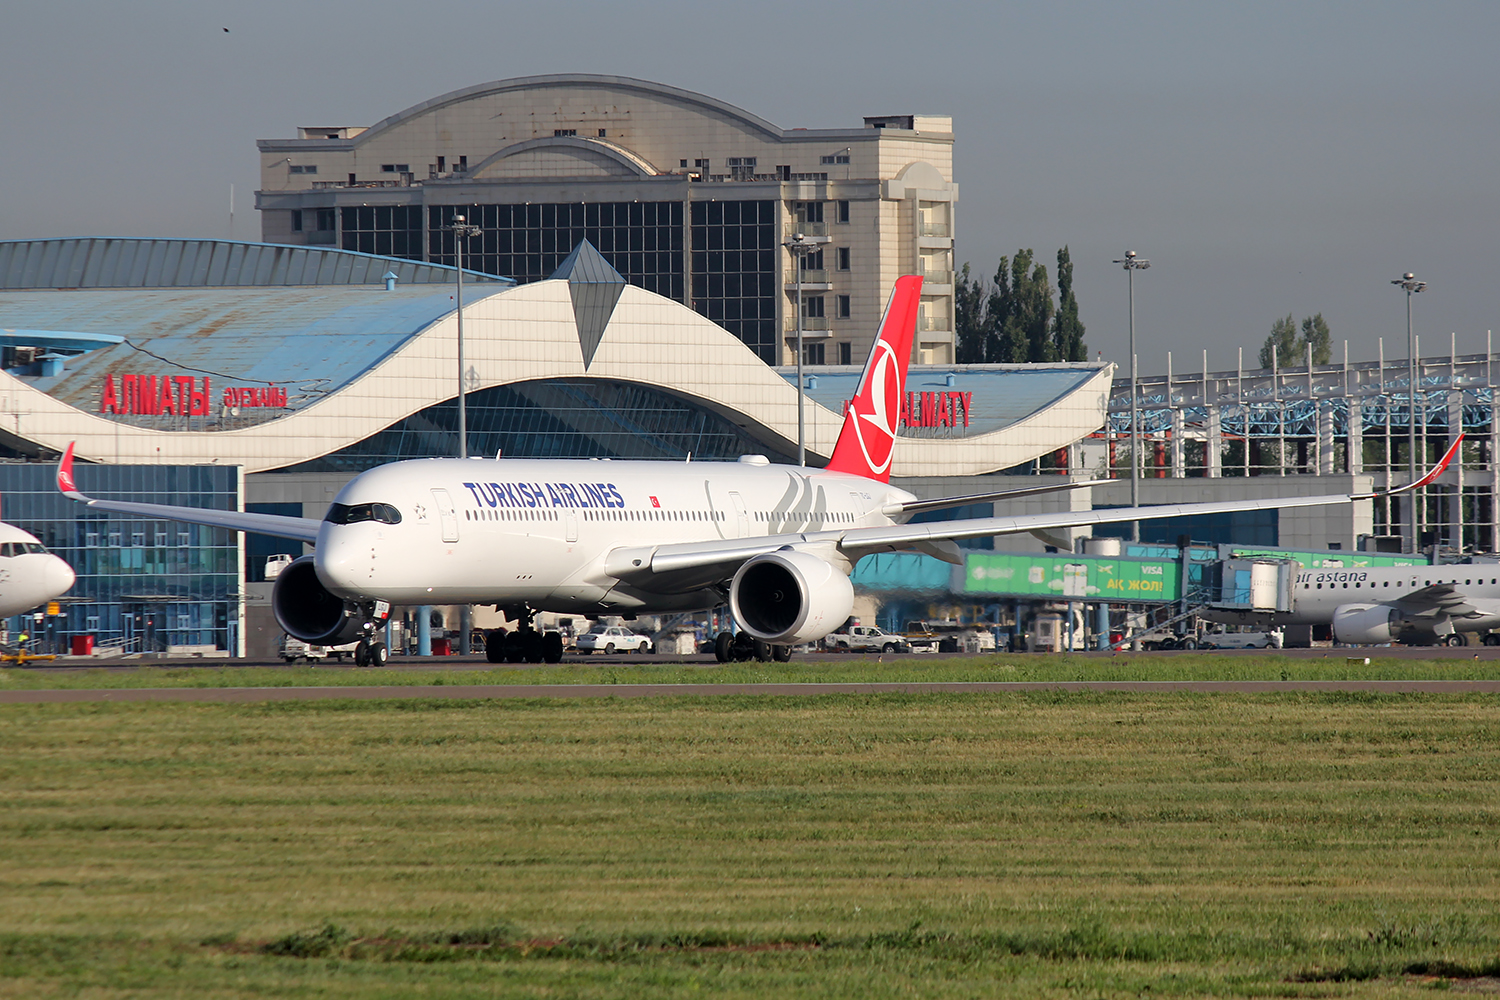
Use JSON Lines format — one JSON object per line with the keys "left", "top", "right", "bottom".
{"left": 325, "top": 502, "right": 403, "bottom": 525}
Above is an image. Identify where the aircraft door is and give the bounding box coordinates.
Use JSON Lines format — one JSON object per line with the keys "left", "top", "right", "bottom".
{"left": 565, "top": 509, "right": 578, "bottom": 542}
{"left": 431, "top": 489, "right": 460, "bottom": 542}
{"left": 728, "top": 492, "right": 748, "bottom": 537}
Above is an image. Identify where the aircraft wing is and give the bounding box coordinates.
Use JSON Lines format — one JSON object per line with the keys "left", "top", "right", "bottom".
{"left": 56, "top": 444, "right": 323, "bottom": 544}
{"left": 1392, "top": 583, "right": 1483, "bottom": 618}
{"left": 607, "top": 436, "right": 1463, "bottom": 592}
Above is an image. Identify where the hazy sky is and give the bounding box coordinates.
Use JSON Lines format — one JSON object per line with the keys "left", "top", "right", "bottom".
{"left": 3, "top": 1, "right": 1496, "bottom": 375}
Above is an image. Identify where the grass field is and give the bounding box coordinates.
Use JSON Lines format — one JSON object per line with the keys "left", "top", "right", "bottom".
{"left": 6, "top": 650, "right": 1500, "bottom": 689}
{"left": 3, "top": 683, "right": 1499, "bottom": 996}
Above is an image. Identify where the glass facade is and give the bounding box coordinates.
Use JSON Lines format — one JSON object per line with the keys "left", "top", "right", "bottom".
{"left": 0, "top": 464, "right": 240, "bottom": 653}
{"left": 426, "top": 202, "right": 684, "bottom": 300}
{"left": 337, "top": 199, "right": 780, "bottom": 362}
{"left": 281, "top": 378, "right": 794, "bottom": 474}
{"left": 691, "top": 200, "right": 778, "bottom": 363}
{"left": 340, "top": 206, "right": 425, "bottom": 259}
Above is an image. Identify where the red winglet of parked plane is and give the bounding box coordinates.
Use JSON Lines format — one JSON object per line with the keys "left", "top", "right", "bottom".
{"left": 1354, "top": 433, "right": 1463, "bottom": 500}
{"left": 823, "top": 274, "right": 923, "bottom": 483}
{"left": 57, "top": 441, "right": 81, "bottom": 498}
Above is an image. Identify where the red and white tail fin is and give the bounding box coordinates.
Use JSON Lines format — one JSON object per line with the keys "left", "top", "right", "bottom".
{"left": 824, "top": 275, "right": 923, "bottom": 482}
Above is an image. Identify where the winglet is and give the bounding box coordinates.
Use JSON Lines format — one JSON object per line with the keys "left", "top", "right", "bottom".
{"left": 57, "top": 442, "right": 83, "bottom": 499}
{"left": 1358, "top": 433, "right": 1464, "bottom": 499}
{"left": 824, "top": 275, "right": 923, "bottom": 482}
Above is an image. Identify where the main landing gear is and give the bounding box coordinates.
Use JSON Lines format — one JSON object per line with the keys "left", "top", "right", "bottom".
{"left": 486, "top": 607, "right": 563, "bottom": 665}
{"left": 712, "top": 631, "right": 792, "bottom": 663}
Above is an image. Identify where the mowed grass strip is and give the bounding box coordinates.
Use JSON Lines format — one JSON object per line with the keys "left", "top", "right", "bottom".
{"left": 1, "top": 692, "right": 1498, "bottom": 997}
{"left": 6, "top": 651, "right": 1500, "bottom": 690}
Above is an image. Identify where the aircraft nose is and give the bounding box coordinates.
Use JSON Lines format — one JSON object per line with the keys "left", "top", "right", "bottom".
{"left": 313, "top": 533, "right": 364, "bottom": 597}
{"left": 47, "top": 557, "right": 75, "bottom": 597}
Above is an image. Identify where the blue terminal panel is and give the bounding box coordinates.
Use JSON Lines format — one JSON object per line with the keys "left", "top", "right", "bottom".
{"left": 778, "top": 364, "right": 1107, "bottom": 437}
{"left": 0, "top": 463, "right": 240, "bottom": 652}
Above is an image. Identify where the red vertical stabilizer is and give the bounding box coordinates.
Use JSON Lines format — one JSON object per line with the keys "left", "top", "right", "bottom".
{"left": 823, "top": 275, "right": 923, "bottom": 482}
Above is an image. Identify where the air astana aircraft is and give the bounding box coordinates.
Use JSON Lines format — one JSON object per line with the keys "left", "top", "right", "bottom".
{"left": 55, "top": 276, "right": 1457, "bottom": 665}
{"left": 1209, "top": 562, "right": 1500, "bottom": 647}
{"left": 0, "top": 521, "right": 75, "bottom": 620}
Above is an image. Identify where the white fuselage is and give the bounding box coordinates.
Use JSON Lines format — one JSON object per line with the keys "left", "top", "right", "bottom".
{"left": 1207, "top": 563, "right": 1500, "bottom": 633}
{"left": 313, "top": 457, "right": 913, "bottom": 613}
{"left": 0, "top": 523, "right": 76, "bottom": 619}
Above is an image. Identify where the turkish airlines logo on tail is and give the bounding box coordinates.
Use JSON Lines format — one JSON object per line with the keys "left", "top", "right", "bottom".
{"left": 850, "top": 339, "right": 902, "bottom": 477}
{"left": 825, "top": 275, "right": 921, "bottom": 483}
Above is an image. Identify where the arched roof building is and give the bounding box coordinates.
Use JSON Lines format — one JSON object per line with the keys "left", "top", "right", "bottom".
{"left": 255, "top": 74, "right": 963, "bottom": 367}
{"left": 0, "top": 238, "right": 1111, "bottom": 477}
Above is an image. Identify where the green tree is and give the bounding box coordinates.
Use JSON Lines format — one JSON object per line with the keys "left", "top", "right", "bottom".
{"left": 1301, "top": 313, "right": 1331, "bottom": 365}
{"left": 955, "top": 248, "right": 1079, "bottom": 364}
{"left": 954, "top": 263, "right": 988, "bottom": 363}
{"left": 1051, "top": 246, "right": 1088, "bottom": 361}
{"left": 1258, "top": 312, "right": 1332, "bottom": 368}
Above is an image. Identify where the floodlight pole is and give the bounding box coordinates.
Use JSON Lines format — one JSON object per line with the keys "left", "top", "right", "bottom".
{"left": 783, "top": 233, "right": 815, "bottom": 465}
{"left": 1392, "top": 272, "right": 1426, "bottom": 552}
{"left": 448, "top": 214, "right": 482, "bottom": 460}
{"left": 1114, "top": 251, "right": 1151, "bottom": 542}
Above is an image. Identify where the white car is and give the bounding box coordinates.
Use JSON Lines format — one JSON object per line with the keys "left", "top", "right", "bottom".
{"left": 574, "top": 625, "right": 652, "bottom": 655}
{"left": 1201, "top": 628, "right": 1283, "bottom": 650}
{"left": 824, "top": 626, "right": 910, "bottom": 653}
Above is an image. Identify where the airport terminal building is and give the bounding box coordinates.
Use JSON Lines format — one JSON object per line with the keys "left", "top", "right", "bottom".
{"left": 0, "top": 237, "right": 1107, "bottom": 653}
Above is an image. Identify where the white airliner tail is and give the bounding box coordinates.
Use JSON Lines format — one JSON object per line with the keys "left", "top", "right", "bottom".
{"left": 824, "top": 274, "right": 922, "bottom": 483}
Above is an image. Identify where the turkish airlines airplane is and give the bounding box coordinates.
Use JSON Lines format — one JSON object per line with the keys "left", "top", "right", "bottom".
{"left": 54, "top": 276, "right": 1457, "bottom": 665}
{"left": 1210, "top": 563, "right": 1500, "bottom": 647}
{"left": 0, "top": 521, "right": 76, "bottom": 620}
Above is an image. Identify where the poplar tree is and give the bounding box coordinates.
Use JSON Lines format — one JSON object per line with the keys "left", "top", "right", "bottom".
{"left": 1051, "top": 246, "right": 1088, "bottom": 361}
{"left": 1258, "top": 313, "right": 1332, "bottom": 368}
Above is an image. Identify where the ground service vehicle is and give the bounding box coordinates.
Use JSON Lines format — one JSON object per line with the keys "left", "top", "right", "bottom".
{"left": 825, "top": 625, "right": 909, "bottom": 653}
{"left": 574, "top": 624, "right": 652, "bottom": 655}
{"left": 1201, "top": 627, "right": 1282, "bottom": 650}
{"left": 278, "top": 634, "right": 362, "bottom": 663}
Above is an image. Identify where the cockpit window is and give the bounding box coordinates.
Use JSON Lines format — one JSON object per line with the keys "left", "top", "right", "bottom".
{"left": 324, "top": 502, "right": 402, "bottom": 525}
{"left": 0, "top": 542, "right": 47, "bottom": 557}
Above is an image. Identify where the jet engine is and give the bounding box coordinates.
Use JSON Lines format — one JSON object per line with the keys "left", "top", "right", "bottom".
{"left": 272, "top": 555, "right": 368, "bottom": 645}
{"left": 729, "top": 550, "right": 854, "bottom": 646}
{"left": 1331, "top": 603, "right": 1400, "bottom": 645}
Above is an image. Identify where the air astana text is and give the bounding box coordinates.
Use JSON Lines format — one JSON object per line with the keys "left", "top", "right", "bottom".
{"left": 462, "top": 481, "right": 625, "bottom": 509}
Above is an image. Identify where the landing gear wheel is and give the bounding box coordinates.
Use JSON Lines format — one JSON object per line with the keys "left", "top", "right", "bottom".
{"left": 714, "top": 631, "right": 734, "bottom": 663}
{"left": 524, "top": 630, "right": 545, "bottom": 664}
{"left": 1444, "top": 633, "right": 1464, "bottom": 647}
{"left": 542, "top": 631, "right": 564, "bottom": 664}
{"left": 732, "top": 633, "right": 756, "bottom": 662}
{"left": 752, "top": 639, "right": 773, "bottom": 662}
{"left": 368, "top": 641, "right": 388, "bottom": 666}
{"left": 354, "top": 640, "right": 370, "bottom": 667}
{"left": 1484, "top": 633, "right": 1500, "bottom": 646}
{"left": 485, "top": 630, "right": 506, "bottom": 664}
{"left": 503, "top": 630, "right": 526, "bottom": 664}
{"left": 772, "top": 644, "right": 792, "bottom": 662}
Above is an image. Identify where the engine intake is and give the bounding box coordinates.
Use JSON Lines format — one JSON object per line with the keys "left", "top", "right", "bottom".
{"left": 730, "top": 550, "right": 854, "bottom": 645}
{"left": 1331, "top": 603, "right": 1400, "bottom": 645}
{"left": 272, "top": 555, "right": 368, "bottom": 645}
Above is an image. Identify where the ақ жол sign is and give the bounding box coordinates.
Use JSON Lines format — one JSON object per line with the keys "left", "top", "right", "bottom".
{"left": 98, "top": 374, "right": 287, "bottom": 415}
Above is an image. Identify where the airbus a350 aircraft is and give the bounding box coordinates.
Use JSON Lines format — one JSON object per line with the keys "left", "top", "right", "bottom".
{"left": 1209, "top": 562, "right": 1500, "bottom": 647}
{"left": 55, "top": 276, "right": 1457, "bottom": 665}
{"left": 0, "top": 521, "right": 76, "bottom": 620}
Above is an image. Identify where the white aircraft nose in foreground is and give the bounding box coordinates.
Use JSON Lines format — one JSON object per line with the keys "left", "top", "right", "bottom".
{"left": 55, "top": 275, "right": 1459, "bottom": 665}
{"left": 0, "top": 521, "right": 76, "bottom": 619}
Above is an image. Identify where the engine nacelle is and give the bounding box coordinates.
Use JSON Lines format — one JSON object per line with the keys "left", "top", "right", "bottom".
{"left": 1331, "top": 603, "right": 1400, "bottom": 645}
{"left": 272, "top": 555, "right": 368, "bottom": 645}
{"left": 730, "top": 550, "right": 854, "bottom": 645}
